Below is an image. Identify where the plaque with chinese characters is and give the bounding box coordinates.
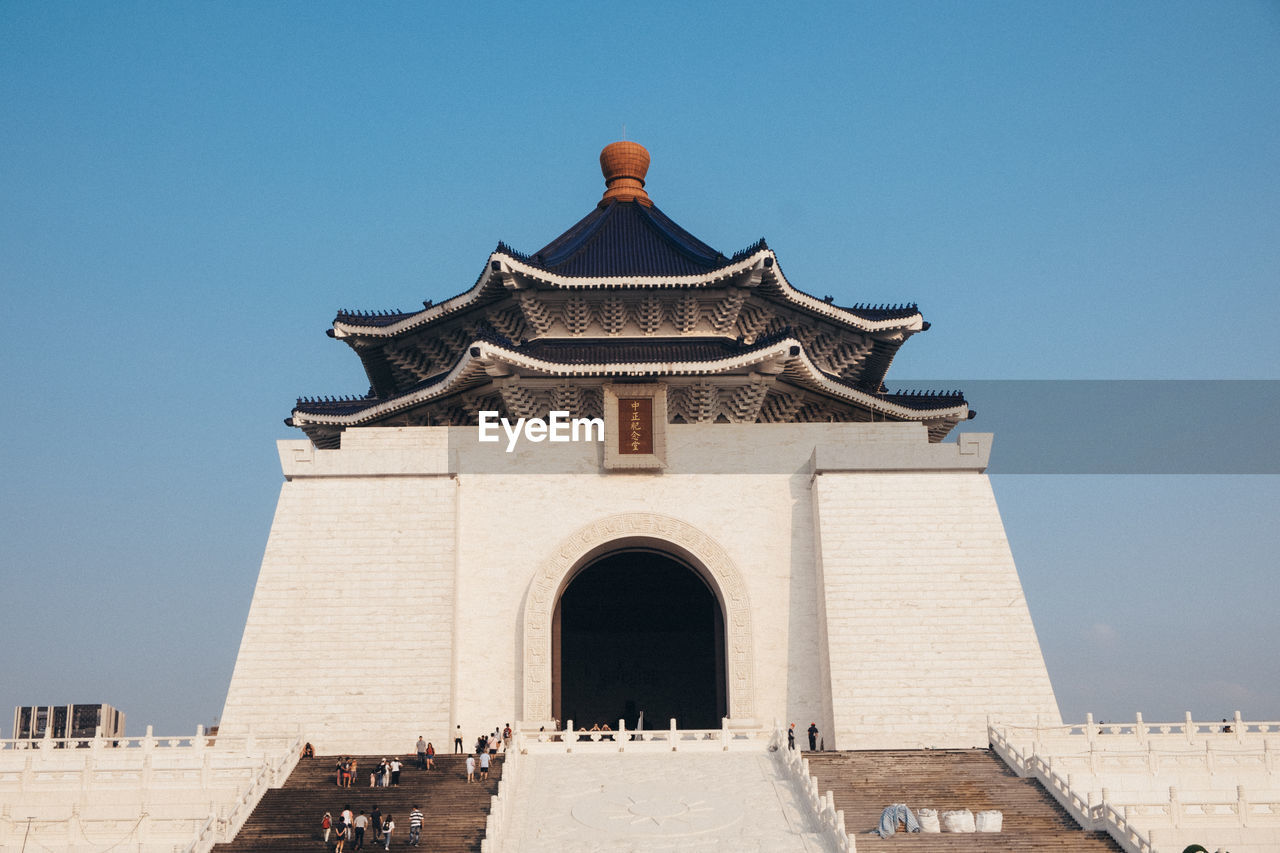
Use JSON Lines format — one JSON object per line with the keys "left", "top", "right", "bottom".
{"left": 618, "top": 397, "right": 653, "bottom": 455}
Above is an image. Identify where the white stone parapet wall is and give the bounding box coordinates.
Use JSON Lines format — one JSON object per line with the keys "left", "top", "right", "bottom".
{"left": 0, "top": 728, "right": 300, "bottom": 853}
{"left": 991, "top": 716, "right": 1280, "bottom": 853}
{"left": 812, "top": 465, "right": 1062, "bottom": 748}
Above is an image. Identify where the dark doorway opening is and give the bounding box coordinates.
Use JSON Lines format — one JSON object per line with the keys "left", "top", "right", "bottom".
{"left": 553, "top": 550, "right": 726, "bottom": 731}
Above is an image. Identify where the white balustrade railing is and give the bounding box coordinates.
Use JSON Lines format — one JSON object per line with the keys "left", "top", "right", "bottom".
{"left": 773, "top": 724, "right": 853, "bottom": 853}
{"left": 996, "top": 711, "right": 1280, "bottom": 753}
{"left": 0, "top": 723, "right": 299, "bottom": 758}
{"left": 479, "top": 741, "right": 520, "bottom": 853}
{"left": 989, "top": 723, "right": 1154, "bottom": 853}
{"left": 182, "top": 733, "right": 302, "bottom": 853}
{"left": 0, "top": 725, "right": 302, "bottom": 853}
{"left": 1, "top": 724, "right": 214, "bottom": 753}
{"left": 516, "top": 716, "right": 776, "bottom": 753}
{"left": 990, "top": 716, "right": 1280, "bottom": 853}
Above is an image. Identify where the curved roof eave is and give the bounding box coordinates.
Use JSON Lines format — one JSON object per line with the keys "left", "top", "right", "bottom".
{"left": 291, "top": 336, "right": 966, "bottom": 428}
{"left": 330, "top": 249, "right": 925, "bottom": 341}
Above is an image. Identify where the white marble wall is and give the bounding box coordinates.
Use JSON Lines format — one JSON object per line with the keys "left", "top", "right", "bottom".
{"left": 218, "top": 433, "right": 457, "bottom": 755}
{"left": 813, "top": 469, "right": 1062, "bottom": 748}
{"left": 220, "top": 421, "right": 1061, "bottom": 753}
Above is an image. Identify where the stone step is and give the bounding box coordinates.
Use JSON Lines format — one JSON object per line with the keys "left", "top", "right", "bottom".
{"left": 213, "top": 754, "right": 502, "bottom": 853}
{"left": 804, "top": 749, "right": 1123, "bottom": 852}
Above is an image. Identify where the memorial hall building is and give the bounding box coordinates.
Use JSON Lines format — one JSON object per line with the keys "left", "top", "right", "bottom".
{"left": 5, "top": 143, "right": 1275, "bottom": 853}
{"left": 217, "top": 141, "right": 1062, "bottom": 755}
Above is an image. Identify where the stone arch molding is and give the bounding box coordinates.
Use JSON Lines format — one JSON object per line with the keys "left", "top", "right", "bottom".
{"left": 522, "top": 512, "right": 756, "bottom": 724}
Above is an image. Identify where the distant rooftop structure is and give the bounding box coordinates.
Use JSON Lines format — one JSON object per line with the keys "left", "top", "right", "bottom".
{"left": 12, "top": 703, "right": 125, "bottom": 741}
{"left": 289, "top": 142, "right": 971, "bottom": 448}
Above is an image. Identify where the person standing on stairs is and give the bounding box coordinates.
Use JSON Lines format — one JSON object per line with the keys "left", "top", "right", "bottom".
{"left": 353, "top": 810, "right": 368, "bottom": 850}
{"left": 381, "top": 813, "right": 395, "bottom": 850}
{"left": 408, "top": 805, "right": 423, "bottom": 847}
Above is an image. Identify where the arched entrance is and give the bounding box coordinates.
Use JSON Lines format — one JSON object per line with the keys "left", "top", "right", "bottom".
{"left": 552, "top": 550, "right": 726, "bottom": 730}
{"left": 521, "top": 513, "right": 756, "bottom": 725}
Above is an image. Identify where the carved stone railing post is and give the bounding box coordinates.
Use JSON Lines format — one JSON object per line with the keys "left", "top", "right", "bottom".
{"left": 1234, "top": 710, "right": 1245, "bottom": 744}
{"left": 670, "top": 718, "right": 677, "bottom": 751}
{"left": 144, "top": 724, "right": 155, "bottom": 753}
{"left": 1135, "top": 712, "right": 1147, "bottom": 744}
{"left": 1184, "top": 711, "right": 1195, "bottom": 744}
{"left": 720, "top": 717, "right": 729, "bottom": 751}
{"left": 194, "top": 725, "right": 206, "bottom": 754}
{"left": 618, "top": 719, "right": 626, "bottom": 752}
{"left": 1086, "top": 713, "right": 1096, "bottom": 747}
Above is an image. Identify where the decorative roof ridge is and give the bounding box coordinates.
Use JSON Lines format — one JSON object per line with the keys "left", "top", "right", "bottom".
{"left": 885, "top": 387, "right": 966, "bottom": 397}
{"left": 296, "top": 391, "right": 376, "bottom": 405}
{"left": 333, "top": 307, "right": 414, "bottom": 328}
{"left": 332, "top": 246, "right": 926, "bottom": 344}
{"left": 294, "top": 331, "right": 968, "bottom": 427}
{"left": 731, "top": 238, "right": 769, "bottom": 262}
{"left": 878, "top": 388, "right": 970, "bottom": 411}
{"left": 494, "top": 240, "right": 530, "bottom": 264}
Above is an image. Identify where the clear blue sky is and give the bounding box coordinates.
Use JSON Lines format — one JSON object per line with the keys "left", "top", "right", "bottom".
{"left": 2, "top": 2, "right": 1277, "bottom": 735}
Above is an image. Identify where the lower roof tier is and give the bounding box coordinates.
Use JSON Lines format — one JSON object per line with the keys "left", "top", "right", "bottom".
{"left": 290, "top": 332, "right": 970, "bottom": 449}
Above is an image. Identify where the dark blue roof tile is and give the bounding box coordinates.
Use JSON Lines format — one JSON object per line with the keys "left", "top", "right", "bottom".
{"left": 511, "top": 200, "right": 747, "bottom": 278}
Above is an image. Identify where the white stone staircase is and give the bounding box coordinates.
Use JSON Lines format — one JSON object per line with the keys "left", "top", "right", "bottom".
{"left": 485, "top": 725, "right": 835, "bottom": 852}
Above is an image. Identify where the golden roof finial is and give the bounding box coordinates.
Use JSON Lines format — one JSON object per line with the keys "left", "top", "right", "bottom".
{"left": 599, "top": 141, "right": 652, "bottom": 206}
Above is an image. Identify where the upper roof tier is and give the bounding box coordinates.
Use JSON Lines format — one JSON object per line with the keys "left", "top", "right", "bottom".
{"left": 506, "top": 198, "right": 738, "bottom": 278}
{"left": 331, "top": 142, "right": 927, "bottom": 340}
{"left": 291, "top": 142, "right": 969, "bottom": 446}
